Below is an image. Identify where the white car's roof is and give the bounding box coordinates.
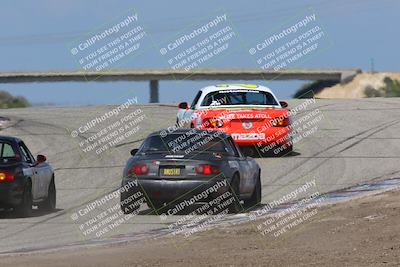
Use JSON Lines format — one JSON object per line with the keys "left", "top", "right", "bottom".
{"left": 196, "top": 84, "right": 281, "bottom": 109}
{"left": 200, "top": 84, "right": 274, "bottom": 95}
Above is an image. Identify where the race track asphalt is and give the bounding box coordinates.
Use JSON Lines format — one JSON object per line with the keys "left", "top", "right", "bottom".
{"left": 0, "top": 98, "right": 399, "bottom": 253}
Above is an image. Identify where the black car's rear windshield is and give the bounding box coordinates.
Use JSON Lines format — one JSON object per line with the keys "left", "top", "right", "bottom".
{"left": 140, "top": 132, "right": 229, "bottom": 154}
{"left": 0, "top": 141, "right": 18, "bottom": 163}
{"left": 201, "top": 90, "right": 278, "bottom": 106}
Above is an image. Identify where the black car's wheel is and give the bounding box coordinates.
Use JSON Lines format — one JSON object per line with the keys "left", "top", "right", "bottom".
{"left": 15, "top": 181, "right": 33, "bottom": 217}
{"left": 275, "top": 144, "right": 293, "bottom": 157}
{"left": 120, "top": 191, "right": 141, "bottom": 214}
{"left": 285, "top": 144, "right": 293, "bottom": 154}
{"left": 38, "top": 178, "right": 56, "bottom": 211}
{"left": 228, "top": 174, "right": 242, "bottom": 214}
{"left": 245, "top": 172, "right": 261, "bottom": 208}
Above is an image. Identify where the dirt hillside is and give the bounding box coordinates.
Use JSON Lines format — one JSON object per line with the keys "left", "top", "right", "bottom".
{"left": 316, "top": 72, "right": 400, "bottom": 98}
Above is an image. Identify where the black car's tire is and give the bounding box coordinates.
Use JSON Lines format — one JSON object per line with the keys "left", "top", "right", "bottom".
{"left": 120, "top": 191, "right": 141, "bottom": 215}
{"left": 275, "top": 144, "right": 293, "bottom": 157}
{"left": 15, "top": 181, "right": 33, "bottom": 217}
{"left": 245, "top": 173, "right": 261, "bottom": 208}
{"left": 228, "top": 174, "right": 242, "bottom": 214}
{"left": 38, "top": 178, "right": 56, "bottom": 211}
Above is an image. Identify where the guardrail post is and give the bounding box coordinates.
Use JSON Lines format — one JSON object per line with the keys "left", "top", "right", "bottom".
{"left": 149, "top": 80, "right": 159, "bottom": 103}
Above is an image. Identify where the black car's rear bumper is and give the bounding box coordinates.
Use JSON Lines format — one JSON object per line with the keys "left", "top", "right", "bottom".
{"left": 122, "top": 176, "right": 231, "bottom": 204}
{"left": 0, "top": 182, "right": 24, "bottom": 207}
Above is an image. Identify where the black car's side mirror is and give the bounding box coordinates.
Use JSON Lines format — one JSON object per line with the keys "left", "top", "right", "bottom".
{"left": 36, "top": 154, "right": 47, "bottom": 163}
{"left": 130, "top": 149, "right": 139, "bottom": 156}
{"left": 178, "top": 102, "right": 189, "bottom": 109}
{"left": 279, "top": 101, "right": 288, "bottom": 108}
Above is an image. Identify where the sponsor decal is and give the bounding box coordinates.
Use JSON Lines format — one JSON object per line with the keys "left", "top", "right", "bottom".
{"left": 242, "top": 121, "right": 253, "bottom": 130}
{"left": 165, "top": 155, "right": 185, "bottom": 158}
{"left": 218, "top": 89, "right": 260, "bottom": 93}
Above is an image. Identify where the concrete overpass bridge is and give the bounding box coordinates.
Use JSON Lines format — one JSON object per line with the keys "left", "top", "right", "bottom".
{"left": 0, "top": 68, "right": 361, "bottom": 102}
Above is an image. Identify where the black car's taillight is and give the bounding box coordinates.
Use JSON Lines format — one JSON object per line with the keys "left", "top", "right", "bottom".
{"left": 0, "top": 171, "right": 15, "bottom": 182}
{"left": 195, "top": 164, "right": 220, "bottom": 175}
{"left": 128, "top": 164, "right": 149, "bottom": 175}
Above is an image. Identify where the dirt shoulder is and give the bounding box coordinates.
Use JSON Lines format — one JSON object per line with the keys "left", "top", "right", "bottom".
{"left": 2, "top": 189, "right": 400, "bottom": 267}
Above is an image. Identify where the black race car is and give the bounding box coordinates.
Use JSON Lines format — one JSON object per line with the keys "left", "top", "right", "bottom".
{"left": 120, "top": 129, "right": 261, "bottom": 214}
{"left": 0, "top": 136, "right": 56, "bottom": 217}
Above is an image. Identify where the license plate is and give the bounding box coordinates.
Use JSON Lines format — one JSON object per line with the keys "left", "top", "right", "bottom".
{"left": 162, "top": 168, "right": 181, "bottom": 176}
{"left": 231, "top": 133, "right": 265, "bottom": 140}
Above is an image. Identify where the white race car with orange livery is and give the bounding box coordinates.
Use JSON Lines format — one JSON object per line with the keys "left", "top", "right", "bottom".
{"left": 176, "top": 84, "right": 292, "bottom": 156}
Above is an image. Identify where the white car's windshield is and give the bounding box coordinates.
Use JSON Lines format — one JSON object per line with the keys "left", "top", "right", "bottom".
{"left": 200, "top": 90, "right": 279, "bottom": 106}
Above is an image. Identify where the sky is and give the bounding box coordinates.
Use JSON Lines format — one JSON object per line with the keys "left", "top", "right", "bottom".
{"left": 0, "top": 0, "right": 399, "bottom": 106}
